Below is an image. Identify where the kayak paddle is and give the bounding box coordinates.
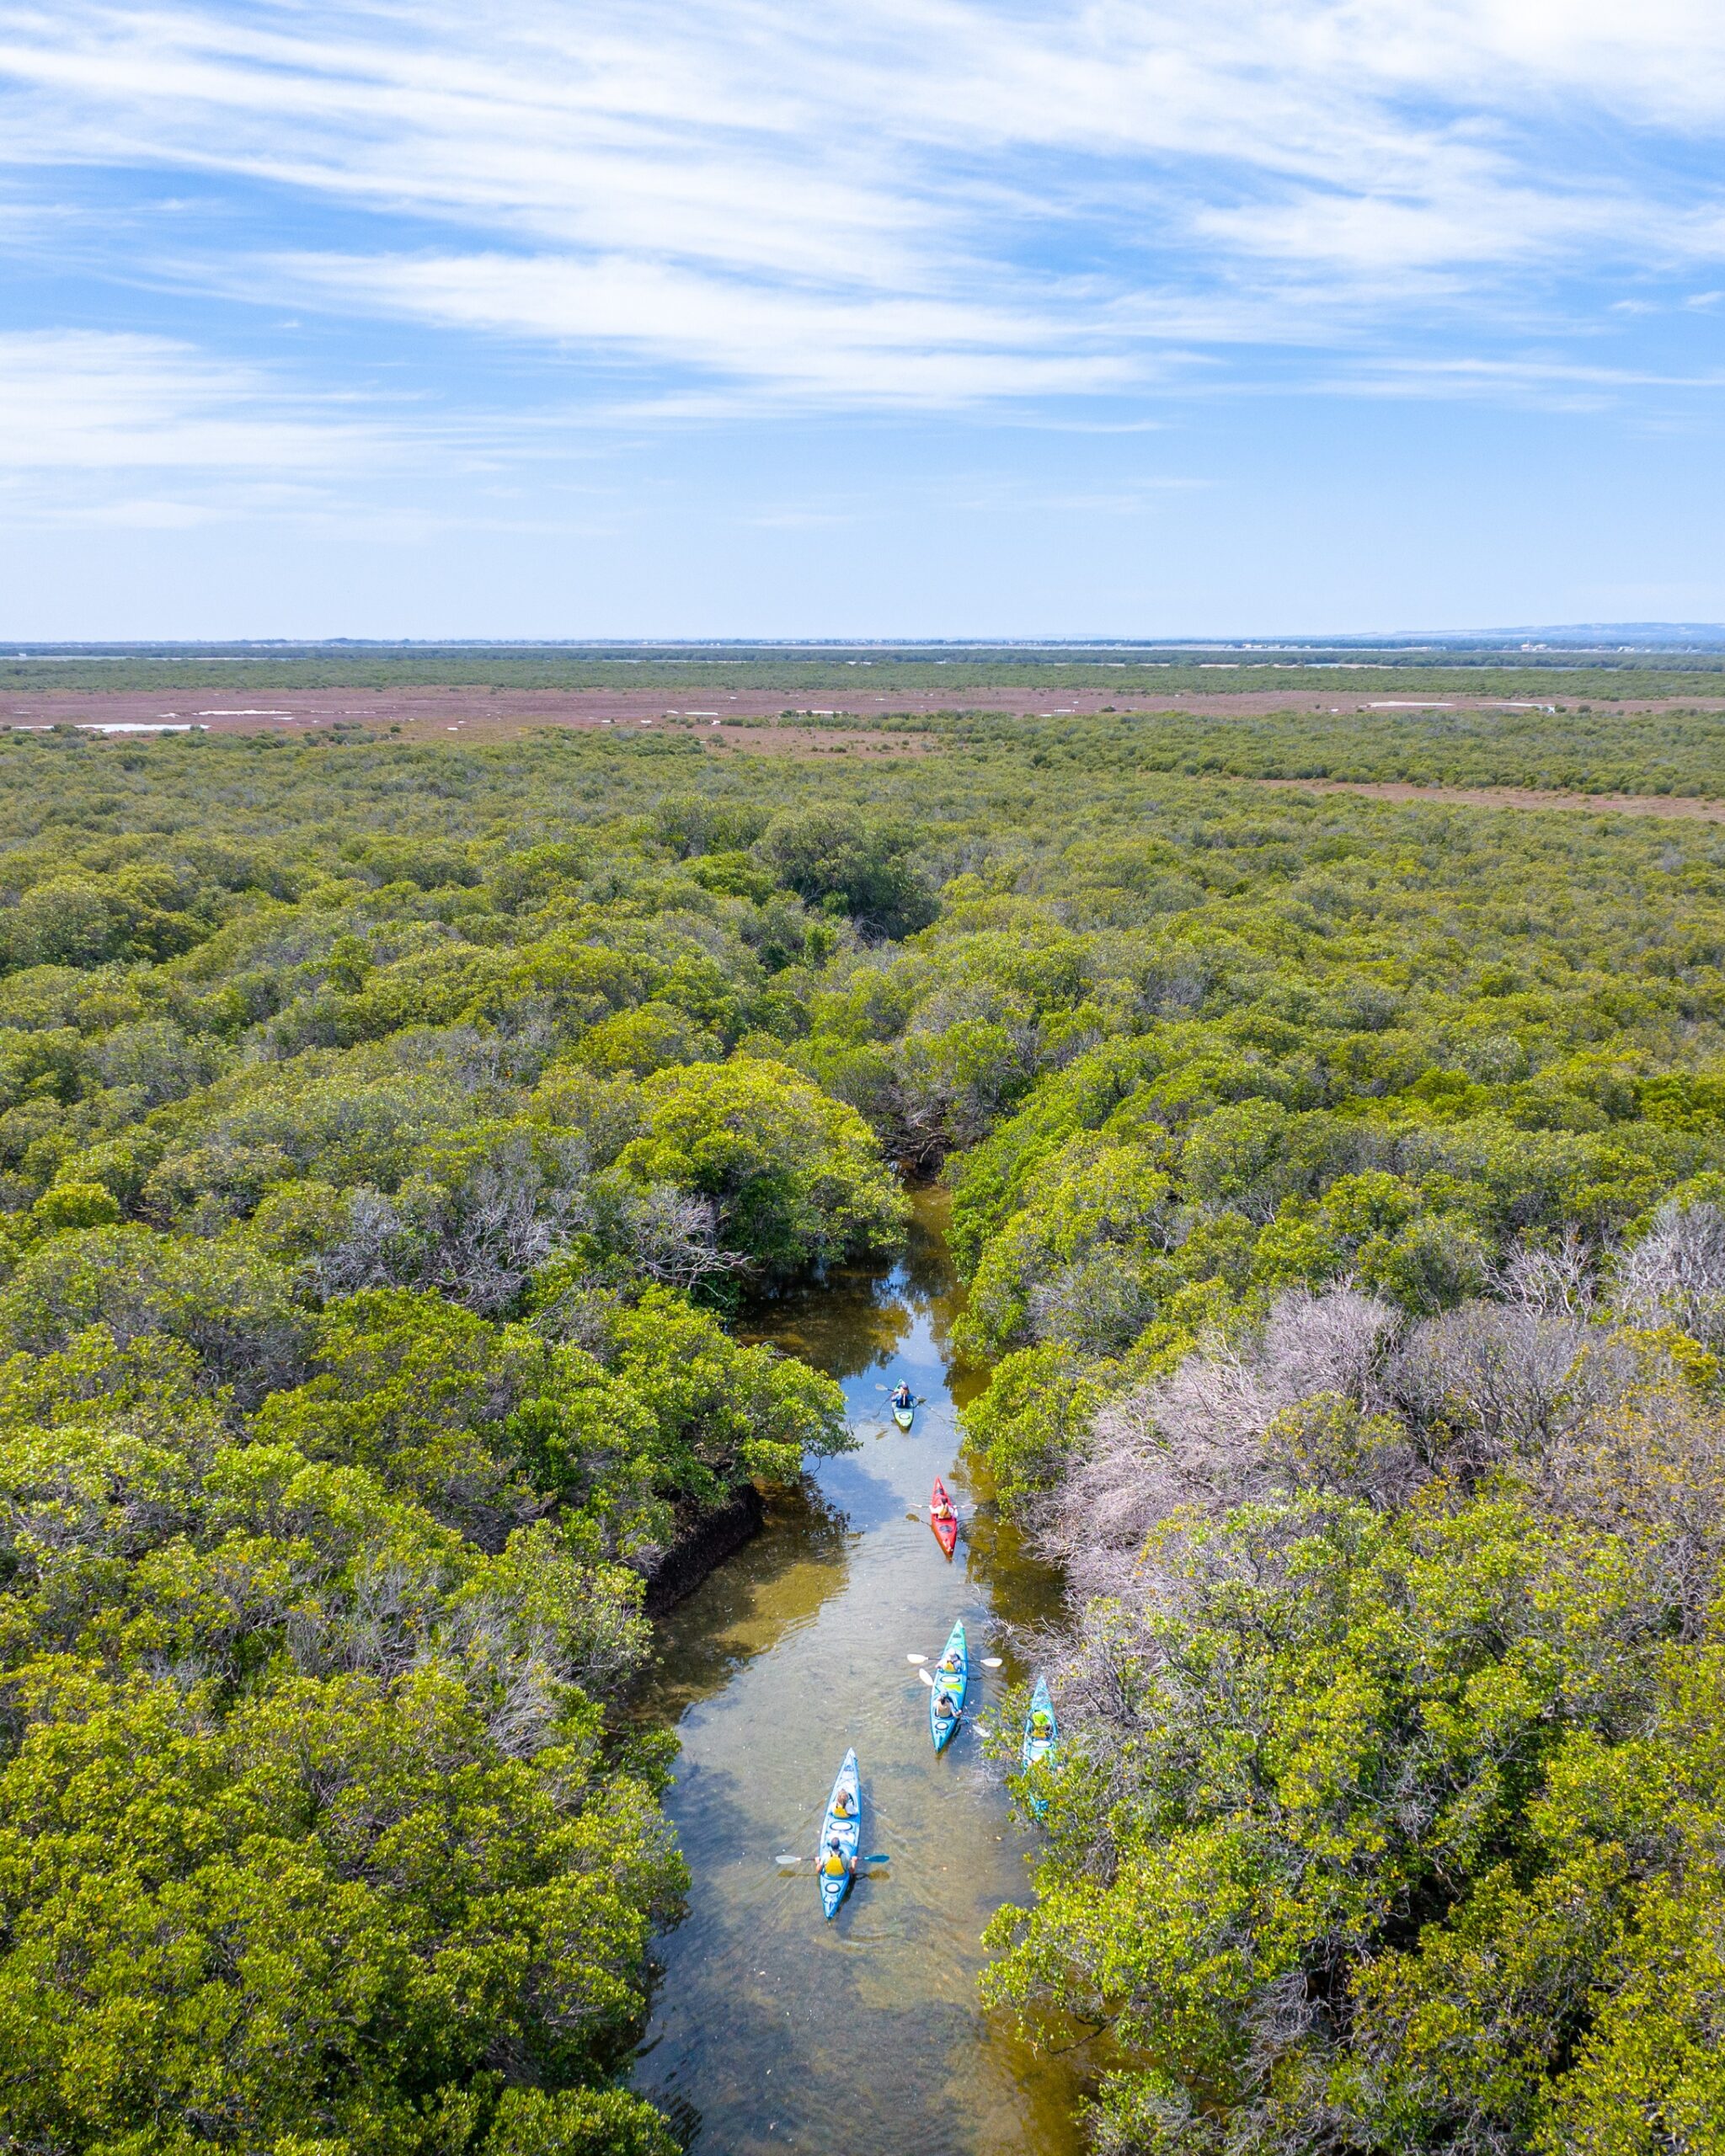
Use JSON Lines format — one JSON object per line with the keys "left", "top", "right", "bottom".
{"left": 775, "top": 1851, "right": 889, "bottom": 1868}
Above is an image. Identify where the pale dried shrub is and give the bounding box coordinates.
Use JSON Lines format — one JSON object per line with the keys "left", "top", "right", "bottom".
{"left": 614, "top": 1184, "right": 750, "bottom": 1292}
{"left": 420, "top": 1144, "right": 586, "bottom": 1313}
{"left": 318, "top": 1136, "right": 590, "bottom": 1314}
{"left": 1389, "top": 1303, "right": 1618, "bottom": 1477}
{"left": 318, "top": 1187, "right": 414, "bottom": 1299}
{"left": 1613, "top": 1200, "right": 1725, "bottom": 1347}
{"left": 1048, "top": 1283, "right": 1402, "bottom": 1601}
{"left": 1259, "top": 1283, "right": 1402, "bottom": 1409}
{"left": 1492, "top": 1227, "right": 1599, "bottom": 1318}
{"left": 1049, "top": 1353, "right": 1265, "bottom": 1602}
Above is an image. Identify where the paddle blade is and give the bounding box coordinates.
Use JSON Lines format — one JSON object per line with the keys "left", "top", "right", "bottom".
{"left": 917, "top": 1668, "right": 936, "bottom": 1687}
{"left": 905, "top": 1653, "right": 928, "bottom": 1665}
{"left": 980, "top": 1657, "right": 1005, "bottom": 1668}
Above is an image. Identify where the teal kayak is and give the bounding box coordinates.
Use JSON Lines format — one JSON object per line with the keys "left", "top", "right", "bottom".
{"left": 1021, "top": 1673, "right": 1058, "bottom": 1814}
{"left": 928, "top": 1619, "right": 968, "bottom": 1753}
{"left": 819, "top": 1748, "right": 861, "bottom": 1919}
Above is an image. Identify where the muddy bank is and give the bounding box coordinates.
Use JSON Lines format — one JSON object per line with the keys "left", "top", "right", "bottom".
{"left": 639, "top": 1483, "right": 767, "bottom": 1616}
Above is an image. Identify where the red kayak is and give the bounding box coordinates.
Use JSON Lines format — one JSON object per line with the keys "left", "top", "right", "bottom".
{"left": 930, "top": 1476, "right": 959, "bottom": 1559}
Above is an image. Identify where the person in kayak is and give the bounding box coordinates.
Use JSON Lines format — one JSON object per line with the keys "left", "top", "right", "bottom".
{"left": 1030, "top": 1707, "right": 1053, "bottom": 1738}
{"left": 932, "top": 1492, "right": 957, "bottom": 1529}
{"left": 891, "top": 1381, "right": 913, "bottom": 1412}
{"left": 823, "top": 1836, "right": 856, "bottom": 1877}
{"left": 933, "top": 1692, "right": 959, "bottom": 1726}
{"left": 831, "top": 1789, "right": 854, "bottom": 1820}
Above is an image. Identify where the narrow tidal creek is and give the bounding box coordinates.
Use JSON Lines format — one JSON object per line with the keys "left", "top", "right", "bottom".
{"left": 631, "top": 1189, "right": 1089, "bottom": 2155}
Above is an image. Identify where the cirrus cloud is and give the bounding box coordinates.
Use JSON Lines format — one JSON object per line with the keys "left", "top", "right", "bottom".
{"left": 2, "top": 0, "right": 1724, "bottom": 407}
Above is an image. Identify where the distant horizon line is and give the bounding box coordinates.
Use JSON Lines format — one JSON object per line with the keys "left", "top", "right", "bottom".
{"left": 8, "top": 625, "right": 1725, "bottom": 655}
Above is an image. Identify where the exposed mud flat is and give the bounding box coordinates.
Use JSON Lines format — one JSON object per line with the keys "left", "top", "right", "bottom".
{"left": 10, "top": 681, "right": 1725, "bottom": 743}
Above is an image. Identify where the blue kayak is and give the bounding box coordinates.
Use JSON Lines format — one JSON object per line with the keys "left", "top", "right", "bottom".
{"left": 928, "top": 1619, "right": 968, "bottom": 1753}
{"left": 819, "top": 1748, "right": 861, "bottom": 1918}
{"left": 1021, "top": 1673, "right": 1058, "bottom": 1814}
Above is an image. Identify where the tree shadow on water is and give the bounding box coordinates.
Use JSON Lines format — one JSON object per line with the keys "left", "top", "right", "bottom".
{"left": 742, "top": 1265, "right": 914, "bottom": 1382}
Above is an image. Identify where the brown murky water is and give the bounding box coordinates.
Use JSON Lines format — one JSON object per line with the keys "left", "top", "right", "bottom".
{"left": 631, "top": 1191, "right": 1087, "bottom": 2155}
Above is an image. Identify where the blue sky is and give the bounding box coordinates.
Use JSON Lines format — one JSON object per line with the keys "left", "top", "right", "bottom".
{"left": 3, "top": 0, "right": 1724, "bottom": 636}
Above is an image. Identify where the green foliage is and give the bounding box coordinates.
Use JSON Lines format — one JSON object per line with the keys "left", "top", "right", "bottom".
{"left": 573, "top": 1000, "right": 723, "bottom": 1075}
{"left": 959, "top": 1342, "right": 1113, "bottom": 1510}
{"left": 8, "top": 691, "right": 1725, "bottom": 2150}
{"left": 0, "top": 729, "right": 928, "bottom": 2149}
{"left": 603, "top": 1288, "right": 849, "bottom": 1489}
{"left": 508, "top": 1287, "right": 848, "bottom": 1553}
{"left": 251, "top": 1288, "right": 545, "bottom": 1538}
{"left": 0, "top": 1345, "right": 683, "bottom": 2153}
{"left": 31, "top": 1178, "right": 120, "bottom": 1230}
{"left": 0, "top": 1224, "right": 308, "bottom": 1401}
{"left": 755, "top": 805, "right": 937, "bottom": 939}
{"left": 983, "top": 1474, "right": 1725, "bottom": 2153}
{"left": 613, "top": 1055, "right": 909, "bottom": 1277}
{"left": 945, "top": 701, "right": 1725, "bottom": 800}
{"left": 0, "top": 1663, "right": 683, "bottom": 2154}
{"left": 8, "top": 644, "right": 1725, "bottom": 708}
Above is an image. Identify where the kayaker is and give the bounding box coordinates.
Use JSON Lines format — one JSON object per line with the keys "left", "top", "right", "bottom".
{"left": 892, "top": 1381, "right": 913, "bottom": 1412}
{"left": 823, "top": 1837, "right": 855, "bottom": 1877}
{"left": 1031, "top": 1708, "right": 1053, "bottom": 1737}
{"left": 939, "top": 1649, "right": 960, "bottom": 1674}
{"left": 932, "top": 1493, "right": 956, "bottom": 1526}
{"left": 832, "top": 1789, "right": 854, "bottom": 1819}
{"left": 933, "top": 1692, "right": 959, "bottom": 1725}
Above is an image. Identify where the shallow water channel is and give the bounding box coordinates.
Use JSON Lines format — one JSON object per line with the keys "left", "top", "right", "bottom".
{"left": 631, "top": 1190, "right": 1089, "bottom": 2155}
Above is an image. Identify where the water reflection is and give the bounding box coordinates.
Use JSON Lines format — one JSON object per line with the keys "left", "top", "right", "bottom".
{"left": 632, "top": 1189, "right": 1087, "bottom": 2156}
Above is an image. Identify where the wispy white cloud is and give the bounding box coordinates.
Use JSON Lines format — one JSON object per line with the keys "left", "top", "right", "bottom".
{"left": 4, "top": 0, "right": 1725, "bottom": 430}
{"left": 1321, "top": 352, "right": 1725, "bottom": 416}
{"left": 0, "top": 329, "right": 386, "bottom": 471}
{"left": 0, "top": 328, "right": 442, "bottom": 532}
{"left": 270, "top": 248, "right": 1142, "bottom": 403}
